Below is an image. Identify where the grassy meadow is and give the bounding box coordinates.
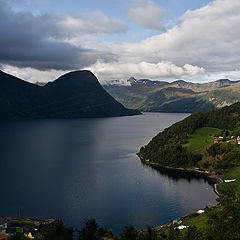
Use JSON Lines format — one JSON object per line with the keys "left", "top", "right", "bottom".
{"left": 184, "top": 127, "right": 220, "bottom": 152}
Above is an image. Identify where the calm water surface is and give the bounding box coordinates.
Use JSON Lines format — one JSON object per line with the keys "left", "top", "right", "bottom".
{"left": 0, "top": 113, "right": 217, "bottom": 233}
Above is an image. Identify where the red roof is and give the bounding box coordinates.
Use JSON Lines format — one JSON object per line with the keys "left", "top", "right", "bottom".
{"left": 0, "top": 233, "right": 8, "bottom": 240}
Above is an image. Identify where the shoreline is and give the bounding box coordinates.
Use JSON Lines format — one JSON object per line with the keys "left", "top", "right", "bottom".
{"left": 136, "top": 152, "right": 225, "bottom": 228}
{"left": 136, "top": 152, "right": 223, "bottom": 197}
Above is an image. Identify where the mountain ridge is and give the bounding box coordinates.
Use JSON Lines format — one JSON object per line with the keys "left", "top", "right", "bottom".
{"left": 0, "top": 70, "right": 140, "bottom": 120}
{"left": 104, "top": 77, "right": 240, "bottom": 113}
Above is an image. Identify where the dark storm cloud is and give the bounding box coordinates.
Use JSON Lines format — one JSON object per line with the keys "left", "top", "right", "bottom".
{"left": 0, "top": 1, "right": 117, "bottom": 70}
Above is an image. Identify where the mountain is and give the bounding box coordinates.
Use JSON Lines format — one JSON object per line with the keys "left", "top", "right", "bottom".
{"left": 0, "top": 70, "right": 140, "bottom": 120}
{"left": 104, "top": 77, "right": 240, "bottom": 113}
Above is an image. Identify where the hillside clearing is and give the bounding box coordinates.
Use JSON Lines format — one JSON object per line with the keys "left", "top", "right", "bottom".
{"left": 184, "top": 127, "right": 220, "bottom": 151}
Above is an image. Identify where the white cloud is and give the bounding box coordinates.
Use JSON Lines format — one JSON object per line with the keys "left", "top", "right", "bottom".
{"left": 127, "top": 0, "right": 168, "bottom": 31}
{"left": 88, "top": 0, "right": 240, "bottom": 82}
{"left": 123, "top": 0, "right": 240, "bottom": 72}
{"left": 1, "top": 65, "right": 66, "bottom": 83}
{"left": 87, "top": 61, "right": 205, "bottom": 82}
{"left": 183, "top": 64, "right": 205, "bottom": 76}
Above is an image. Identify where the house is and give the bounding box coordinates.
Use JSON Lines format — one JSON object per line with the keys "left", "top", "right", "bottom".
{"left": 212, "top": 171, "right": 222, "bottom": 176}
{"left": 0, "top": 218, "right": 7, "bottom": 233}
{"left": 9, "top": 220, "right": 19, "bottom": 228}
{"left": 172, "top": 218, "right": 182, "bottom": 224}
{"left": 214, "top": 136, "right": 224, "bottom": 143}
{"left": 0, "top": 233, "right": 8, "bottom": 240}
{"left": 214, "top": 138, "right": 221, "bottom": 143}
{"left": 225, "top": 179, "right": 236, "bottom": 183}
{"left": 177, "top": 225, "right": 189, "bottom": 230}
{"left": 197, "top": 209, "right": 205, "bottom": 214}
{"left": 6, "top": 220, "right": 21, "bottom": 234}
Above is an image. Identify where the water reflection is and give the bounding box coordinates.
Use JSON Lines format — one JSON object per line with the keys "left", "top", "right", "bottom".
{"left": 140, "top": 161, "right": 211, "bottom": 183}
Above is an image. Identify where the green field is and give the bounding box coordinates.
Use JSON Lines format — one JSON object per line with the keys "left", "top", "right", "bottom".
{"left": 219, "top": 166, "right": 240, "bottom": 194}
{"left": 184, "top": 127, "right": 220, "bottom": 151}
{"left": 186, "top": 214, "right": 209, "bottom": 233}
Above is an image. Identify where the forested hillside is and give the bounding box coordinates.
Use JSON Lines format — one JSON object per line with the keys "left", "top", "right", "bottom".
{"left": 139, "top": 102, "right": 240, "bottom": 168}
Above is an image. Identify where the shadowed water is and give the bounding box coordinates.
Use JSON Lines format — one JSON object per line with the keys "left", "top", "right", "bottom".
{"left": 0, "top": 112, "right": 217, "bottom": 233}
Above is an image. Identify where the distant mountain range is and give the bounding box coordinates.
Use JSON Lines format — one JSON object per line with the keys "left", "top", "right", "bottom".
{"left": 103, "top": 77, "right": 240, "bottom": 113}
{"left": 0, "top": 70, "right": 140, "bottom": 120}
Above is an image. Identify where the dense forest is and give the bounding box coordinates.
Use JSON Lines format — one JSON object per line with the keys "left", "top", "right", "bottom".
{"left": 139, "top": 102, "right": 240, "bottom": 168}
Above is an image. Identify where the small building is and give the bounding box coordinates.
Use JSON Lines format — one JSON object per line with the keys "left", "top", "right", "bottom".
{"left": 172, "top": 218, "right": 182, "bottom": 224}
{"left": 34, "top": 222, "right": 40, "bottom": 228}
{"left": 197, "top": 209, "right": 205, "bottom": 214}
{"left": 225, "top": 179, "right": 236, "bottom": 183}
{"left": 177, "top": 225, "right": 189, "bottom": 230}
{"left": 0, "top": 218, "right": 8, "bottom": 233}
{"left": 214, "top": 136, "right": 224, "bottom": 143}
{"left": 10, "top": 220, "right": 19, "bottom": 228}
{"left": 6, "top": 220, "right": 21, "bottom": 234}
{"left": 212, "top": 171, "right": 222, "bottom": 176}
{"left": 0, "top": 233, "right": 8, "bottom": 240}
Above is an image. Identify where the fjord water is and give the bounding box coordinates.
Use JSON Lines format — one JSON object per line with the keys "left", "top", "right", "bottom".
{"left": 0, "top": 113, "right": 217, "bottom": 233}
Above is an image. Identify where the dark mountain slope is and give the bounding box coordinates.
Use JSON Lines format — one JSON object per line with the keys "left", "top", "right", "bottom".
{"left": 42, "top": 70, "right": 140, "bottom": 118}
{"left": 0, "top": 70, "right": 140, "bottom": 120}
{"left": 0, "top": 70, "right": 47, "bottom": 119}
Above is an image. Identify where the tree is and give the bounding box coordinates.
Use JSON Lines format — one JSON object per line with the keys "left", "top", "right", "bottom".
{"left": 9, "top": 233, "right": 26, "bottom": 240}
{"left": 168, "top": 224, "right": 181, "bottom": 240}
{"left": 206, "top": 191, "right": 240, "bottom": 240}
{"left": 38, "top": 220, "right": 73, "bottom": 240}
{"left": 137, "top": 226, "right": 159, "bottom": 240}
{"left": 119, "top": 225, "right": 137, "bottom": 240}
{"left": 77, "top": 219, "right": 113, "bottom": 240}
{"left": 77, "top": 219, "right": 98, "bottom": 240}
{"left": 184, "top": 226, "right": 203, "bottom": 240}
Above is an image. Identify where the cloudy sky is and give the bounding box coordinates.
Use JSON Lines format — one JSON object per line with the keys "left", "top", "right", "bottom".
{"left": 1, "top": 0, "right": 240, "bottom": 83}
